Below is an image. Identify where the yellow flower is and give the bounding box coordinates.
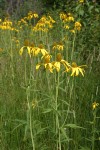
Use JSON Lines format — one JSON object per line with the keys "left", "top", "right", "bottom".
{"left": 92, "top": 102, "right": 99, "bottom": 110}
{"left": 68, "top": 16, "right": 74, "bottom": 22}
{"left": 19, "top": 41, "right": 48, "bottom": 57}
{"left": 31, "top": 47, "right": 41, "bottom": 56}
{"left": 36, "top": 54, "right": 53, "bottom": 73}
{"left": 60, "top": 12, "right": 66, "bottom": 20}
{"left": 32, "top": 15, "right": 55, "bottom": 32}
{"left": 71, "top": 62, "right": 86, "bottom": 76}
{"left": 64, "top": 25, "right": 69, "bottom": 29}
{"left": 52, "top": 53, "right": 70, "bottom": 72}
{"left": 41, "top": 16, "right": 47, "bottom": 22}
{"left": 31, "top": 46, "right": 48, "bottom": 56}
{"left": 19, "top": 46, "right": 31, "bottom": 57}
{"left": 52, "top": 42, "right": 64, "bottom": 51}
{"left": 48, "top": 16, "right": 55, "bottom": 23}
{"left": 70, "top": 29, "right": 75, "bottom": 34}
{"left": 3, "top": 19, "right": 12, "bottom": 26}
{"left": 75, "top": 22, "right": 82, "bottom": 31}
{"left": 0, "top": 18, "right": 14, "bottom": 31}
{"left": 79, "top": 0, "right": 84, "bottom": 3}
{"left": 27, "top": 11, "right": 38, "bottom": 19}
{"left": 60, "top": 12, "right": 74, "bottom": 22}
{"left": 33, "top": 12, "right": 39, "bottom": 18}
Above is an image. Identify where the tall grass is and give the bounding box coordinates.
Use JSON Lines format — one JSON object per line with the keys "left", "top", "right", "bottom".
{"left": 0, "top": 2, "right": 100, "bottom": 150}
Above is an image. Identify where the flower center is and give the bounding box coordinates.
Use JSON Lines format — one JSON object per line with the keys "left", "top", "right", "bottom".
{"left": 56, "top": 53, "right": 62, "bottom": 62}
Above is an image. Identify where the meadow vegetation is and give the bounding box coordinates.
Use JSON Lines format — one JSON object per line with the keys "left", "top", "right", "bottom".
{"left": 0, "top": 0, "right": 100, "bottom": 150}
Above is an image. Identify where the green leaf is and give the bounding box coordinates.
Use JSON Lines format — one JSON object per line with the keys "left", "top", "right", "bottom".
{"left": 79, "top": 10, "right": 84, "bottom": 16}
{"left": 65, "top": 124, "right": 85, "bottom": 129}
{"left": 60, "top": 99, "right": 69, "bottom": 106}
{"left": 96, "top": 116, "right": 100, "bottom": 119}
{"left": 59, "top": 79, "right": 65, "bottom": 85}
{"left": 59, "top": 87, "right": 66, "bottom": 93}
{"left": 79, "top": 147, "right": 90, "bottom": 150}
{"left": 13, "top": 119, "right": 27, "bottom": 124}
{"left": 35, "top": 127, "right": 46, "bottom": 135}
{"left": 88, "top": 6, "right": 94, "bottom": 13}
{"left": 60, "top": 127, "right": 71, "bottom": 142}
{"left": 75, "top": 4, "right": 81, "bottom": 12}
{"left": 42, "top": 109, "right": 52, "bottom": 113}
{"left": 95, "top": 8, "right": 99, "bottom": 13}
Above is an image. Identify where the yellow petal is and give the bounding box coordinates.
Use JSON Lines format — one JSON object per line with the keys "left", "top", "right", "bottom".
{"left": 33, "top": 47, "right": 40, "bottom": 56}
{"left": 36, "top": 64, "right": 41, "bottom": 70}
{"left": 61, "top": 59, "right": 70, "bottom": 67}
{"left": 78, "top": 68, "right": 84, "bottom": 76}
{"left": 71, "top": 68, "right": 76, "bottom": 76}
{"left": 27, "top": 46, "right": 31, "bottom": 57}
{"left": 46, "top": 63, "right": 53, "bottom": 73}
{"left": 19, "top": 46, "right": 25, "bottom": 55}
{"left": 75, "top": 68, "right": 79, "bottom": 76}
{"left": 64, "top": 66, "right": 70, "bottom": 72}
{"left": 53, "top": 62, "right": 60, "bottom": 72}
{"left": 41, "top": 48, "right": 48, "bottom": 56}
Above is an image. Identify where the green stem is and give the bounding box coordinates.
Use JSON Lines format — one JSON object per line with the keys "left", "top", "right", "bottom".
{"left": 26, "top": 86, "right": 35, "bottom": 150}
{"left": 92, "top": 110, "right": 96, "bottom": 150}
{"left": 55, "top": 72, "right": 61, "bottom": 150}
{"left": 71, "top": 33, "right": 76, "bottom": 61}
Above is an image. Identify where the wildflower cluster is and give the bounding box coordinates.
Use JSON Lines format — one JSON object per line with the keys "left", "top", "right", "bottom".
{"left": 18, "top": 11, "right": 38, "bottom": 26}
{"left": 18, "top": 18, "right": 28, "bottom": 27}
{"left": 52, "top": 42, "right": 64, "bottom": 51}
{"left": 19, "top": 38, "right": 86, "bottom": 76}
{"left": 19, "top": 40, "right": 48, "bottom": 57}
{"left": 36, "top": 52, "right": 86, "bottom": 76}
{"left": 0, "top": 11, "right": 86, "bottom": 77}
{"left": 33, "top": 15, "right": 55, "bottom": 32}
{"left": 0, "top": 18, "right": 18, "bottom": 31}
{"left": 26, "top": 11, "right": 39, "bottom": 20}
{"left": 60, "top": 12, "right": 82, "bottom": 32}
{"left": 60, "top": 12, "right": 74, "bottom": 22}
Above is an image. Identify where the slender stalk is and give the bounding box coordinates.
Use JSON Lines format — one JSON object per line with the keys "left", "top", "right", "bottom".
{"left": 92, "top": 110, "right": 96, "bottom": 150}
{"left": 26, "top": 86, "right": 35, "bottom": 150}
{"left": 71, "top": 33, "right": 76, "bottom": 61}
{"left": 24, "top": 54, "right": 35, "bottom": 150}
{"left": 55, "top": 72, "right": 61, "bottom": 150}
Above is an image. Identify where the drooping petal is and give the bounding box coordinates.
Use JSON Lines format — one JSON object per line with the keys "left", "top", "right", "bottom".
{"left": 46, "top": 63, "right": 53, "bottom": 73}
{"left": 61, "top": 59, "right": 70, "bottom": 67}
{"left": 41, "top": 48, "right": 48, "bottom": 56}
{"left": 53, "top": 62, "right": 60, "bottom": 72}
{"left": 71, "top": 68, "right": 76, "bottom": 76}
{"left": 78, "top": 68, "right": 84, "bottom": 76}
{"left": 64, "top": 66, "right": 70, "bottom": 73}
{"left": 36, "top": 64, "right": 41, "bottom": 70}
{"left": 27, "top": 46, "right": 31, "bottom": 57}
{"left": 33, "top": 47, "right": 40, "bottom": 56}
{"left": 19, "top": 46, "right": 25, "bottom": 55}
{"left": 75, "top": 68, "right": 79, "bottom": 76}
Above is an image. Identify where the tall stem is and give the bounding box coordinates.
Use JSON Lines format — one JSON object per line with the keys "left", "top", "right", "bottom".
{"left": 92, "top": 110, "right": 96, "bottom": 150}
{"left": 26, "top": 86, "right": 35, "bottom": 150}
{"left": 55, "top": 72, "right": 61, "bottom": 150}
{"left": 71, "top": 33, "right": 76, "bottom": 61}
